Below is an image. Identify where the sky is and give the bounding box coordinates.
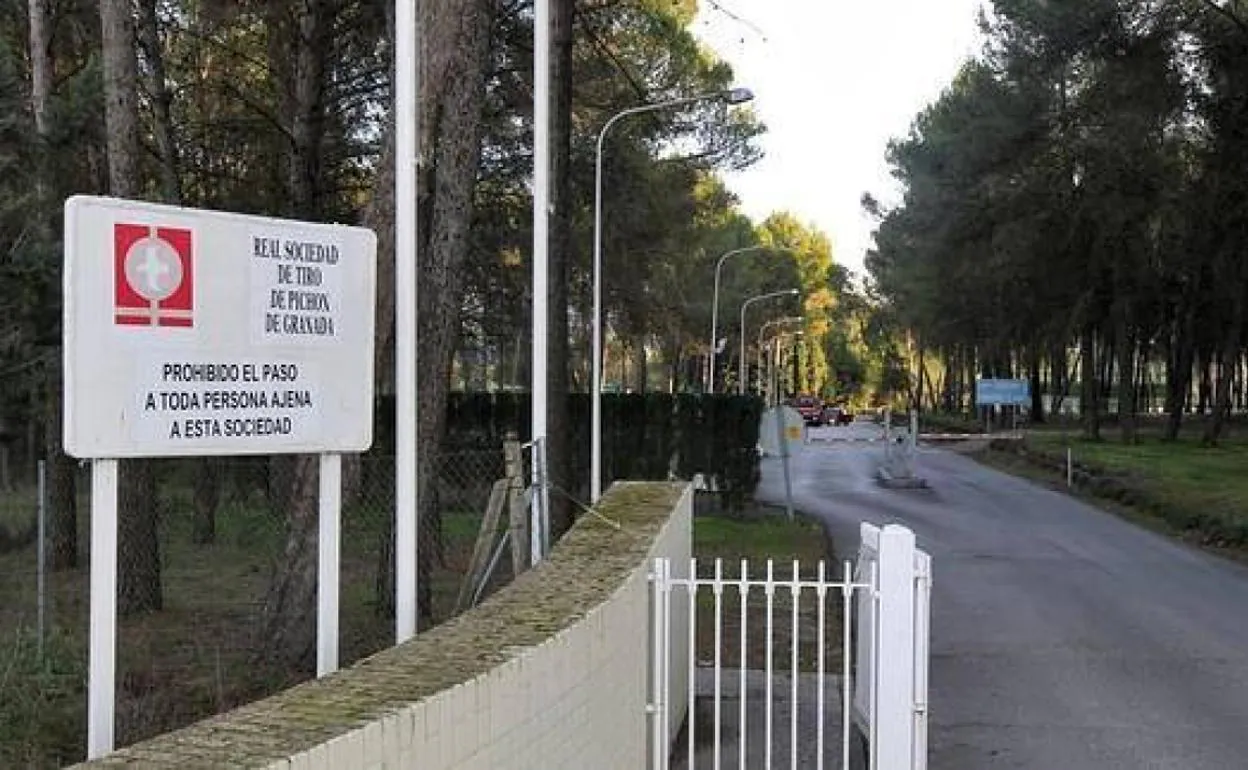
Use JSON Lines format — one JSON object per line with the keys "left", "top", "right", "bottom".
{"left": 692, "top": 0, "right": 987, "bottom": 278}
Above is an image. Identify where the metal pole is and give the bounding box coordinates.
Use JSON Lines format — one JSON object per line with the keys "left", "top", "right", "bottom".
{"left": 757, "top": 317, "right": 804, "bottom": 391}
{"left": 709, "top": 246, "right": 787, "bottom": 393}
{"left": 317, "top": 453, "right": 341, "bottom": 676}
{"left": 755, "top": 343, "right": 763, "bottom": 397}
{"left": 772, "top": 338, "right": 780, "bottom": 407}
{"left": 775, "top": 398, "right": 794, "bottom": 519}
{"left": 36, "top": 459, "right": 45, "bottom": 662}
{"left": 884, "top": 407, "right": 891, "bottom": 444}
{"left": 763, "top": 341, "right": 770, "bottom": 405}
{"left": 591, "top": 118, "right": 607, "bottom": 503}
{"left": 739, "top": 301, "right": 747, "bottom": 396}
{"left": 87, "top": 459, "right": 118, "bottom": 758}
{"left": 709, "top": 250, "right": 797, "bottom": 395}
{"left": 592, "top": 92, "right": 744, "bottom": 501}
{"left": 739, "top": 289, "right": 798, "bottom": 396}
{"left": 394, "top": 0, "right": 420, "bottom": 643}
{"left": 709, "top": 256, "right": 723, "bottom": 394}
{"left": 531, "top": 0, "right": 550, "bottom": 558}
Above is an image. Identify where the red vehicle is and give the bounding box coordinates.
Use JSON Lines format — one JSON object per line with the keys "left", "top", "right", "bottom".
{"left": 791, "top": 395, "right": 825, "bottom": 426}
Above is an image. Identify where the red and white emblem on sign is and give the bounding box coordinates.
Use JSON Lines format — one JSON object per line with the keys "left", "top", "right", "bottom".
{"left": 114, "top": 223, "right": 193, "bottom": 327}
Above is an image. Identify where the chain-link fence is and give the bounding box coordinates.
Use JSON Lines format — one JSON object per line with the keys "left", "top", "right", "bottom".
{"left": 0, "top": 393, "right": 760, "bottom": 766}
{"left": 0, "top": 444, "right": 526, "bottom": 767}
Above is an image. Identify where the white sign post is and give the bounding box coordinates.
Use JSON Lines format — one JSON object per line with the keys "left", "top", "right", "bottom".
{"left": 63, "top": 196, "right": 376, "bottom": 758}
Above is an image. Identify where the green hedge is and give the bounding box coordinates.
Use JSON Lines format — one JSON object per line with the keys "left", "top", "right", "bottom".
{"left": 374, "top": 393, "right": 762, "bottom": 510}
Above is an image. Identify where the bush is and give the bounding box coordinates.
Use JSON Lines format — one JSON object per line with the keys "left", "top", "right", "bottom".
{"left": 373, "top": 392, "right": 763, "bottom": 511}
{"left": 0, "top": 628, "right": 86, "bottom": 768}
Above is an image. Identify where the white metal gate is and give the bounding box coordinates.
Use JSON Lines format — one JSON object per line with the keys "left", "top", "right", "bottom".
{"left": 649, "top": 523, "right": 930, "bottom": 770}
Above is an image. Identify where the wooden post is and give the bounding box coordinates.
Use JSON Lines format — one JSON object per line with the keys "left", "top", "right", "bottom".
{"left": 454, "top": 478, "right": 509, "bottom": 614}
{"left": 504, "top": 439, "right": 530, "bottom": 577}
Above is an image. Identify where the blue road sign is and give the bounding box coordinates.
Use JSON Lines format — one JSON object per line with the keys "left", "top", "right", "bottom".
{"left": 976, "top": 378, "right": 1030, "bottom": 406}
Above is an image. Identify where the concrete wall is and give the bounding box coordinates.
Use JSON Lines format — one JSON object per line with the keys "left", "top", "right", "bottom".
{"left": 74, "top": 482, "right": 692, "bottom": 770}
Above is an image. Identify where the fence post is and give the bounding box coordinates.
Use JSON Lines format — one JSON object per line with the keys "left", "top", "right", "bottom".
{"left": 37, "top": 459, "right": 46, "bottom": 662}
{"left": 875, "top": 524, "right": 917, "bottom": 769}
{"left": 503, "top": 439, "right": 529, "bottom": 576}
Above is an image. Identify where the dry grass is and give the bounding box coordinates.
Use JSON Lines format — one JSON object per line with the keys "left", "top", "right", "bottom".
{"left": 0, "top": 488, "right": 489, "bottom": 768}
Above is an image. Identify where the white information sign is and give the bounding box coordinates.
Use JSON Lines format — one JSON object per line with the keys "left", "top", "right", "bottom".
{"left": 63, "top": 195, "right": 377, "bottom": 459}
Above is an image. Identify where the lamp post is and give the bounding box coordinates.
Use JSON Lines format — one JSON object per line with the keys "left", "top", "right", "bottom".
{"left": 757, "top": 316, "right": 804, "bottom": 402}
{"left": 757, "top": 316, "right": 805, "bottom": 363}
{"left": 739, "top": 289, "right": 800, "bottom": 395}
{"left": 769, "top": 329, "right": 804, "bottom": 406}
{"left": 708, "top": 246, "right": 795, "bottom": 394}
{"left": 591, "top": 87, "right": 754, "bottom": 503}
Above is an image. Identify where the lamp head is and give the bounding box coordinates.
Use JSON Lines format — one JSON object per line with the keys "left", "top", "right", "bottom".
{"left": 724, "top": 87, "right": 754, "bottom": 105}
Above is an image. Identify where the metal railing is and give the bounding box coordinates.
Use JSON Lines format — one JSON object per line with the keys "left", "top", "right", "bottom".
{"left": 650, "top": 523, "right": 931, "bottom": 769}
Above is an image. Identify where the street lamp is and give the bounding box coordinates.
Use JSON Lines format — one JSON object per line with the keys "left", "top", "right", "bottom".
{"left": 757, "top": 315, "right": 805, "bottom": 357}
{"left": 768, "top": 329, "right": 804, "bottom": 407}
{"left": 590, "top": 87, "right": 755, "bottom": 503}
{"left": 756, "top": 316, "right": 804, "bottom": 399}
{"left": 739, "top": 289, "right": 800, "bottom": 395}
{"left": 708, "top": 246, "right": 796, "bottom": 394}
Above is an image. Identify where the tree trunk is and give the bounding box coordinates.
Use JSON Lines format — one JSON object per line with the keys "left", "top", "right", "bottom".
{"left": 282, "top": 0, "right": 329, "bottom": 219}
{"left": 1203, "top": 300, "right": 1243, "bottom": 446}
{"left": 406, "top": 0, "right": 499, "bottom": 624}
{"left": 1233, "top": 354, "right": 1243, "bottom": 414}
{"left": 139, "top": 0, "right": 217, "bottom": 553}
{"left": 45, "top": 386, "right": 77, "bottom": 570}
{"left": 966, "top": 347, "right": 978, "bottom": 414}
{"left": 368, "top": 86, "right": 397, "bottom": 396}
{"left": 102, "top": 0, "right": 162, "bottom": 615}
{"left": 30, "top": 0, "right": 78, "bottom": 570}
{"left": 630, "top": 333, "right": 647, "bottom": 393}
{"left": 1197, "top": 352, "right": 1212, "bottom": 414}
{"left": 192, "top": 458, "right": 220, "bottom": 545}
{"left": 545, "top": 0, "right": 575, "bottom": 539}
{"left": 1029, "top": 345, "right": 1044, "bottom": 422}
{"left": 118, "top": 463, "right": 161, "bottom": 614}
{"left": 28, "top": 0, "right": 51, "bottom": 137}
{"left": 1080, "top": 326, "right": 1100, "bottom": 440}
{"left": 367, "top": 122, "right": 397, "bottom": 615}
{"left": 1163, "top": 311, "right": 1194, "bottom": 441}
{"left": 259, "top": 0, "right": 332, "bottom": 667}
{"left": 256, "top": 456, "right": 319, "bottom": 671}
{"left": 102, "top": 0, "right": 141, "bottom": 194}
{"left": 922, "top": 363, "right": 937, "bottom": 412}
{"left": 136, "top": 0, "right": 182, "bottom": 204}
{"left": 1117, "top": 324, "right": 1137, "bottom": 444}
{"left": 941, "top": 354, "right": 955, "bottom": 412}
{"left": 914, "top": 341, "right": 925, "bottom": 414}
{"left": 1099, "top": 335, "right": 1115, "bottom": 416}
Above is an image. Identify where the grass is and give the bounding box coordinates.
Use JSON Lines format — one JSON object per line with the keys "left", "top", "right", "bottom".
{"left": 0, "top": 482, "right": 835, "bottom": 766}
{"left": 692, "top": 509, "right": 842, "bottom": 674}
{"left": 982, "top": 423, "right": 1248, "bottom": 551}
{"left": 0, "top": 472, "right": 498, "bottom": 769}
{"left": 694, "top": 512, "right": 828, "bottom": 564}
{"left": 0, "top": 485, "right": 36, "bottom": 540}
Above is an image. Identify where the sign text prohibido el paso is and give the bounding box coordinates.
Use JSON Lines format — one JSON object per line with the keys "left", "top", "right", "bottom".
{"left": 63, "top": 196, "right": 377, "bottom": 459}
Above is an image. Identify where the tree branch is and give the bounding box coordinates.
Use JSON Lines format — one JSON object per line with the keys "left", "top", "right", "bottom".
{"left": 1199, "top": 0, "right": 1248, "bottom": 36}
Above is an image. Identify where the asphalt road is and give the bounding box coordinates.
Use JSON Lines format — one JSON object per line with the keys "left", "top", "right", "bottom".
{"left": 757, "top": 420, "right": 1248, "bottom": 769}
